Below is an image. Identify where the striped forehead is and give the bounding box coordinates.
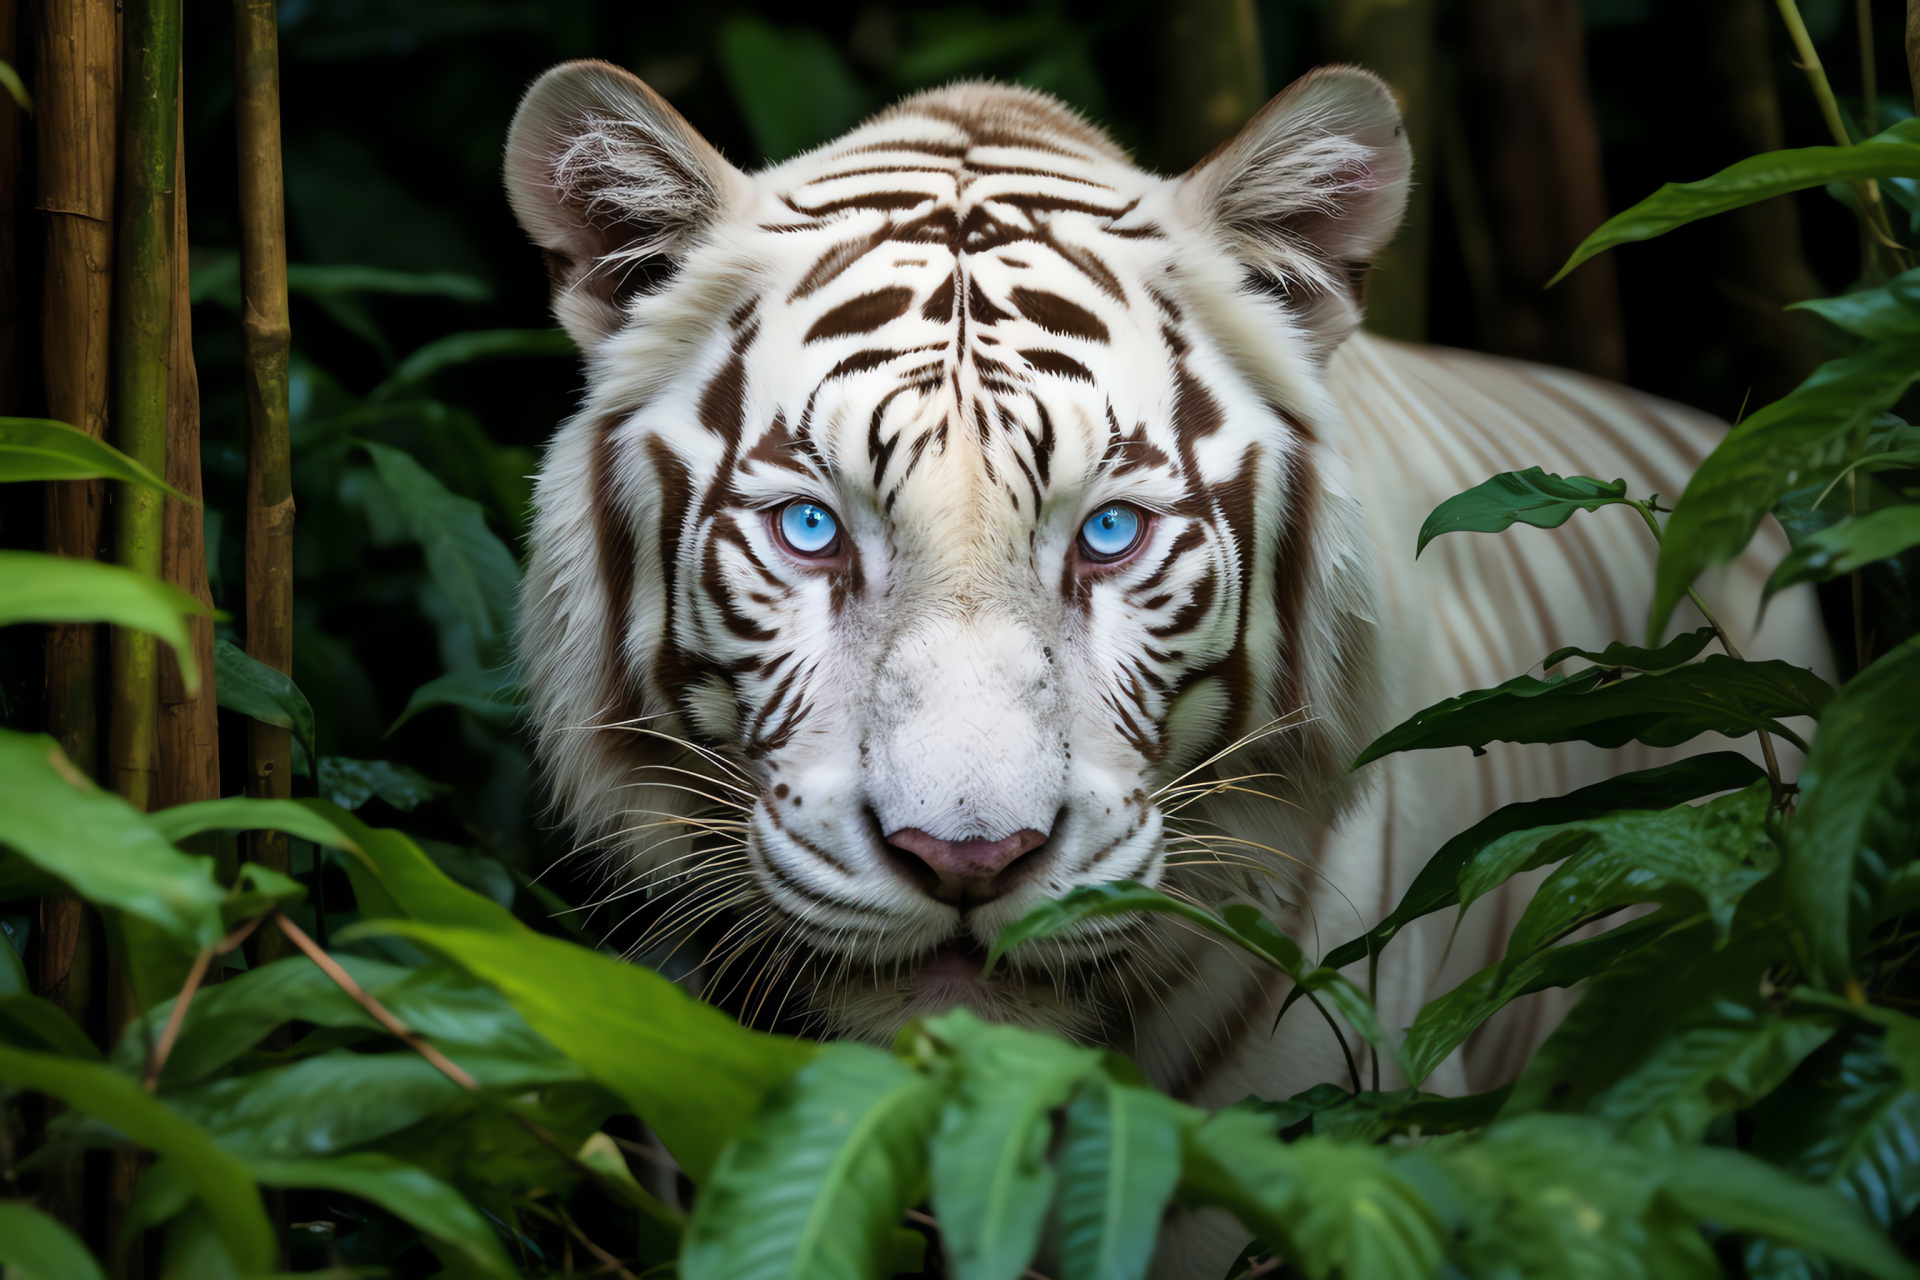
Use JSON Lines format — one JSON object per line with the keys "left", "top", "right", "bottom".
{"left": 726, "top": 101, "right": 1175, "bottom": 513}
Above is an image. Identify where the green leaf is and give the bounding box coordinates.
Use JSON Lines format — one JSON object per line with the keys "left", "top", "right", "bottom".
{"left": 716, "top": 15, "right": 874, "bottom": 162}
{"left": 1426, "top": 1114, "right": 1717, "bottom": 1277}
{"left": 149, "top": 796, "right": 358, "bottom": 851}
{"left": 1056, "top": 1075, "right": 1190, "bottom": 1280}
{"left": 287, "top": 262, "right": 489, "bottom": 302}
{"left": 0, "top": 552, "right": 211, "bottom": 693}
{"left": 1551, "top": 118, "right": 1920, "bottom": 283}
{"left": 1179, "top": 1109, "right": 1444, "bottom": 1279}
{"left": 316, "top": 756, "right": 447, "bottom": 811}
{"left": 1665, "top": 1143, "right": 1917, "bottom": 1279}
{"left": 1785, "top": 637, "right": 1920, "bottom": 987}
{"left": 0, "top": 1200, "right": 105, "bottom": 1280}
{"left": 355, "top": 919, "right": 812, "bottom": 1184}
{"left": 1400, "top": 910, "right": 1678, "bottom": 1085}
{"left": 388, "top": 663, "right": 522, "bottom": 734}
{"left": 213, "top": 638, "right": 316, "bottom": 770}
{"left": 1484, "top": 781, "right": 1776, "bottom": 955}
{"left": 1790, "top": 269, "right": 1920, "bottom": 340}
{"left": 1352, "top": 654, "right": 1831, "bottom": 768}
{"left": 1506, "top": 919, "right": 1829, "bottom": 1148}
{"left": 1748, "top": 1030, "right": 1920, "bottom": 1275}
{"left": 927, "top": 1011, "right": 1105, "bottom": 1280}
{"left": 374, "top": 328, "right": 575, "bottom": 398}
{"left": 0, "top": 416, "right": 185, "bottom": 496}
{"left": 1541, "top": 627, "right": 1718, "bottom": 675}
{"left": 1765, "top": 505, "right": 1920, "bottom": 597}
{"left": 989, "top": 883, "right": 1403, "bottom": 1075}
{"left": 251, "top": 1153, "right": 515, "bottom": 1280}
{"left": 1306, "top": 754, "right": 1764, "bottom": 993}
{"left": 0, "top": 729, "right": 225, "bottom": 948}
{"left": 0, "top": 993, "right": 102, "bottom": 1059}
{"left": 1415, "top": 468, "right": 1629, "bottom": 557}
{"left": 363, "top": 443, "right": 520, "bottom": 662}
{"left": 0, "top": 1045, "right": 273, "bottom": 1273}
{"left": 681, "top": 1043, "right": 940, "bottom": 1280}
{"left": 303, "top": 800, "right": 518, "bottom": 932}
{"left": 1650, "top": 335, "right": 1920, "bottom": 638}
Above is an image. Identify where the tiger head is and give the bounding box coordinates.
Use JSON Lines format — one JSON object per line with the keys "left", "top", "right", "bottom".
{"left": 504, "top": 63, "right": 1408, "bottom": 1062}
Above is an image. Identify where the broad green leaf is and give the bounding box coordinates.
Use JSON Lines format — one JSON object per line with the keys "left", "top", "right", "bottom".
{"left": 1253, "top": 1084, "right": 1511, "bottom": 1144}
{"left": 1400, "top": 910, "right": 1678, "bottom": 1085}
{"left": 990, "top": 883, "right": 1403, "bottom": 1075}
{"left": 357, "top": 919, "right": 813, "bottom": 1183}
{"left": 374, "top": 328, "right": 575, "bottom": 398}
{"left": 388, "top": 663, "right": 522, "bottom": 733}
{"left": 1179, "top": 1109, "right": 1444, "bottom": 1279}
{"left": 1415, "top": 468, "right": 1629, "bottom": 557}
{"left": 1427, "top": 1114, "right": 1717, "bottom": 1278}
{"left": 1785, "top": 637, "right": 1920, "bottom": 987}
{"left": 1766, "top": 506, "right": 1920, "bottom": 597}
{"left": 1667, "top": 1144, "right": 1917, "bottom": 1280}
{"left": 213, "top": 638, "right": 316, "bottom": 769}
{"left": 0, "top": 1045, "right": 273, "bottom": 1273}
{"left": 303, "top": 799, "right": 517, "bottom": 932}
{"left": 0, "top": 552, "right": 210, "bottom": 692}
{"left": 1304, "top": 754, "right": 1764, "bottom": 997}
{"left": 1056, "top": 1075, "right": 1190, "bottom": 1280}
{"left": 1650, "top": 336, "right": 1920, "bottom": 638}
{"left": 251, "top": 1153, "right": 515, "bottom": 1280}
{"left": 149, "top": 796, "right": 358, "bottom": 851}
{"left": 576, "top": 1131, "right": 686, "bottom": 1234}
{"left": 1748, "top": 1031, "right": 1920, "bottom": 1276}
{"left": 717, "top": 15, "right": 874, "bottom": 162}
{"left": 0, "top": 993, "right": 105, "bottom": 1060}
{"left": 118, "top": 954, "right": 574, "bottom": 1087}
{"left": 217, "top": 862, "right": 309, "bottom": 928}
{"left": 0, "top": 1199, "right": 105, "bottom": 1280}
{"left": 1352, "top": 654, "right": 1831, "bottom": 767}
{"left": 0, "top": 729, "right": 224, "bottom": 947}
{"left": 928, "top": 1011, "right": 1105, "bottom": 1280}
{"left": 364, "top": 443, "right": 520, "bottom": 662}
{"left": 1551, "top": 118, "right": 1920, "bottom": 283}
{"left": 681, "top": 1043, "right": 940, "bottom": 1280}
{"left": 316, "top": 756, "right": 447, "bottom": 811}
{"left": 0, "top": 416, "right": 185, "bottom": 495}
{"left": 154, "top": 1204, "right": 239, "bottom": 1280}
{"left": 193, "top": 252, "right": 488, "bottom": 308}
{"left": 1541, "top": 627, "right": 1716, "bottom": 675}
{"left": 1507, "top": 919, "right": 1828, "bottom": 1148}
{"left": 1481, "top": 782, "right": 1776, "bottom": 954}
{"left": 1791, "top": 269, "right": 1920, "bottom": 340}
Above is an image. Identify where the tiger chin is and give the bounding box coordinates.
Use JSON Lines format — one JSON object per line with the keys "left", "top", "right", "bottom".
{"left": 498, "top": 58, "right": 1821, "bottom": 1118}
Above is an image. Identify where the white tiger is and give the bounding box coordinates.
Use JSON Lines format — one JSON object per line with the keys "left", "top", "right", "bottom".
{"left": 501, "top": 58, "right": 1827, "bottom": 1163}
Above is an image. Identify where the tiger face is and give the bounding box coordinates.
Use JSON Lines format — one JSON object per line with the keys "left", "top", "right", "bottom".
{"left": 505, "top": 64, "right": 1408, "bottom": 1060}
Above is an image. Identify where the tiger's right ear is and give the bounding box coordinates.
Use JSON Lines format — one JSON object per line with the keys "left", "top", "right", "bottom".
{"left": 504, "top": 60, "right": 751, "bottom": 346}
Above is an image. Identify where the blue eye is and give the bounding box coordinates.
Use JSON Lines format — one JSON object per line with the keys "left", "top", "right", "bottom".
{"left": 1079, "top": 504, "right": 1144, "bottom": 562}
{"left": 777, "top": 501, "right": 841, "bottom": 556}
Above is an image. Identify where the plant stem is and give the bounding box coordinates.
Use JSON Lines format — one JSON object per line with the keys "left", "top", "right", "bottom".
{"left": 1304, "top": 990, "right": 1362, "bottom": 1094}
{"left": 273, "top": 912, "right": 479, "bottom": 1089}
{"left": 1774, "top": 0, "right": 1909, "bottom": 272}
{"left": 107, "top": 0, "right": 177, "bottom": 816}
{"left": 235, "top": 0, "right": 295, "bottom": 963}
{"left": 140, "top": 914, "right": 265, "bottom": 1090}
{"left": 1629, "top": 501, "right": 1786, "bottom": 792}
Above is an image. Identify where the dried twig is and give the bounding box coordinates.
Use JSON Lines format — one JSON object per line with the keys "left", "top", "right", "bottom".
{"left": 272, "top": 911, "right": 479, "bottom": 1089}
{"left": 142, "top": 913, "right": 269, "bottom": 1090}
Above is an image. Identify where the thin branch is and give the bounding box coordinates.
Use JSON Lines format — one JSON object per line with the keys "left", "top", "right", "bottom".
{"left": 142, "top": 913, "right": 269, "bottom": 1090}
{"left": 554, "top": 1204, "right": 641, "bottom": 1280}
{"left": 1302, "top": 990, "right": 1362, "bottom": 1095}
{"left": 273, "top": 911, "right": 479, "bottom": 1089}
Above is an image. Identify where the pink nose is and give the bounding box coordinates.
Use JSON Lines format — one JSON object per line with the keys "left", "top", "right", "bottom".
{"left": 884, "top": 827, "right": 1049, "bottom": 906}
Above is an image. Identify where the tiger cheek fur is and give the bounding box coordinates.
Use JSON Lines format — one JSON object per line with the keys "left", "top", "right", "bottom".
{"left": 505, "top": 62, "right": 1404, "bottom": 1069}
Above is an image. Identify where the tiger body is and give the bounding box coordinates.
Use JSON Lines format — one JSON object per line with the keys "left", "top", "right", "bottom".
{"left": 503, "top": 63, "right": 1828, "bottom": 1144}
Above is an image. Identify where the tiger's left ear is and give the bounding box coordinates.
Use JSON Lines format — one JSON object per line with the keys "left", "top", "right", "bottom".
{"left": 1177, "top": 66, "right": 1410, "bottom": 341}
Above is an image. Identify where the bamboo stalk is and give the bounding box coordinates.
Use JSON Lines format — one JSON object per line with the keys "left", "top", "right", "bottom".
{"left": 156, "top": 81, "right": 218, "bottom": 814}
{"left": 0, "top": 0, "right": 23, "bottom": 420}
{"left": 1908, "top": 0, "right": 1919, "bottom": 115}
{"left": 107, "top": 0, "right": 179, "bottom": 816}
{"left": 234, "top": 0, "right": 294, "bottom": 964}
{"left": 36, "top": 0, "right": 119, "bottom": 1031}
{"left": 1156, "top": 0, "right": 1265, "bottom": 169}
{"left": 1329, "top": 0, "right": 1436, "bottom": 343}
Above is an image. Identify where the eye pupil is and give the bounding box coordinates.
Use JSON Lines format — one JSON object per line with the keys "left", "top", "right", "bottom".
{"left": 779, "top": 501, "right": 840, "bottom": 556}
